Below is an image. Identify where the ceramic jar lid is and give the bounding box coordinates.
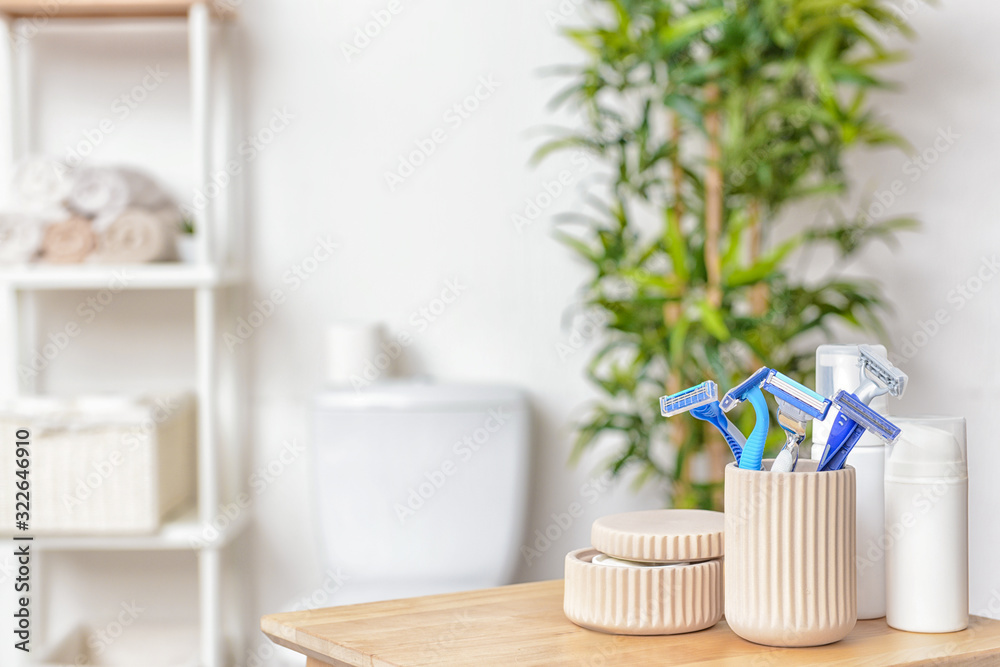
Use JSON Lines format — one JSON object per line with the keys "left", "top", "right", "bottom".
{"left": 591, "top": 509, "right": 724, "bottom": 564}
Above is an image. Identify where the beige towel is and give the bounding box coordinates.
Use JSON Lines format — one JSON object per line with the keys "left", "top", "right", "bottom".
{"left": 0, "top": 212, "right": 45, "bottom": 265}
{"left": 94, "top": 208, "right": 177, "bottom": 264}
{"left": 41, "top": 216, "right": 96, "bottom": 264}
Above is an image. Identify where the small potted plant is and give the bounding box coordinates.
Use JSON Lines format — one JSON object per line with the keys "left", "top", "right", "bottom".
{"left": 175, "top": 215, "right": 197, "bottom": 263}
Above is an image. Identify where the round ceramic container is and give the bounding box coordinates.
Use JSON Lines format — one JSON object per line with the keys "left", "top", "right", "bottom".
{"left": 564, "top": 509, "right": 725, "bottom": 635}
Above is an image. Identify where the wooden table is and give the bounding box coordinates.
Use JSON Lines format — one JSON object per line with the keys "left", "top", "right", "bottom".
{"left": 262, "top": 580, "right": 1000, "bottom": 666}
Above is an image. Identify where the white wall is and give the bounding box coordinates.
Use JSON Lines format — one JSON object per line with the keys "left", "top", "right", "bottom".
{"left": 5, "top": 0, "right": 1000, "bottom": 663}
{"left": 855, "top": 0, "right": 1000, "bottom": 622}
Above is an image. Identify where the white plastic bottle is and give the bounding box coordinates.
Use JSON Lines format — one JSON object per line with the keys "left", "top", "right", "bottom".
{"left": 811, "top": 344, "right": 891, "bottom": 619}
{"left": 884, "top": 416, "right": 968, "bottom": 633}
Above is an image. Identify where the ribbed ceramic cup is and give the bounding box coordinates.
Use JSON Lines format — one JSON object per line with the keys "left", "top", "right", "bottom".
{"left": 725, "top": 459, "right": 857, "bottom": 647}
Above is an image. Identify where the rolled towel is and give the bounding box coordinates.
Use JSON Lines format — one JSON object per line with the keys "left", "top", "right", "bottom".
{"left": 11, "top": 156, "right": 74, "bottom": 220}
{"left": 0, "top": 212, "right": 45, "bottom": 265}
{"left": 94, "top": 208, "right": 178, "bottom": 264}
{"left": 67, "top": 167, "right": 173, "bottom": 232}
{"left": 41, "top": 216, "right": 96, "bottom": 264}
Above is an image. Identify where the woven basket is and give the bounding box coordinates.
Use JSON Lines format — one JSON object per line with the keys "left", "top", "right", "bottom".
{"left": 0, "top": 394, "right": 196, "bottom": 534}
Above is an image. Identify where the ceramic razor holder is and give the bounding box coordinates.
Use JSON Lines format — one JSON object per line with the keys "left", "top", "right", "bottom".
{"left": 725, "top": 459, "right": 857, "bottom": 647}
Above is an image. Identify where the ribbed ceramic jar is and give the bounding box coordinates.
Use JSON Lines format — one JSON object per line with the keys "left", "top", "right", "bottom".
{"left": 724, "top": 459, "right": 857, "bottom": 647}
{"left": 564, "top": 509, "right": 724, "bottom": 635}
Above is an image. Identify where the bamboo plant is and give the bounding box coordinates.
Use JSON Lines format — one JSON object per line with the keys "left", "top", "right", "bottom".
{"left": 541, "top": 0, "right": 919, "bottom": 508}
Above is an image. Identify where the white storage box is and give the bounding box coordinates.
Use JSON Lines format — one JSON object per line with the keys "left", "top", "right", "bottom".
{"left": 41, "top": 622, "right": 199, "bottom": 667}
{"left": 0, "top": 394, "right": 196, "bottom": 534}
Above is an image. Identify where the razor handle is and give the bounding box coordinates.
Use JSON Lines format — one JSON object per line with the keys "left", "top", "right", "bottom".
{"left": 692, "top": 404, "right": 744, "bottom": 463}
{"left": 819, "top": 411, "right": 865, "bottom": 472}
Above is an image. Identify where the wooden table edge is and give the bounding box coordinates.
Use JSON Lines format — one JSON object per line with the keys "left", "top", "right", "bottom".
{"left": 260, "top": 580, "right": 1000, "bottom": 667}
{"left": 261, "top": 615, "right": 370, "bottom": 667}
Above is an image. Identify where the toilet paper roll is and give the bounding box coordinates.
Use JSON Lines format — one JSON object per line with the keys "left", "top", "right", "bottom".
{"left": 325, "top": 323, "right": 387, "bottom": 386}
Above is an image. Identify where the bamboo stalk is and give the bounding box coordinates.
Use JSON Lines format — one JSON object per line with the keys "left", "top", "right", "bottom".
{"left": 748, "top": 198, "right": 769, "bottom": 315}
{"left": 704, "top": 85, "right": 728, "bottom": 506}
{"left": 671, "top": 114, "right": 684, "bottom": 222}
{"left": 704, "top": 84, "right": 723, "bottom": 309}
{"left": 665, "top": 112, "right": 685, "bottom": 396}
{"left": 665, "top": 110, "right": 690, "bottom": 504}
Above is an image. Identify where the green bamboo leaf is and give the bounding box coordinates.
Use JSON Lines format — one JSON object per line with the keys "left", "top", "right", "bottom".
{"left": 657, "top": 7, "right": 728, "bottom": 44}
{"left": 555, "top": 232, "right": 598, "bottom": 263}
{"left": 725, "top": 236, "right": 803, "bottom": 287}
{"left": 532, "top": 136, "right": 601, "bottom": 165}
{"left": 721, "top": 209, "right": 750, "bottom": 270}
{"left": 663, "top": 93, "right": 703, "bottom": 128}
{"left": 664, "top": 208, "right": 690, "bottom": 281}
{"left": 695, "top": 300, "right": 731, "bottom": 341}
{"left": 563, "top": 29, "right": 601, "bottom": 56}
{"left": 623, "top": 269, "right": 684, "bottom": 295}
{"left": 668, "top": 313, "right": 691, "bottom": 367}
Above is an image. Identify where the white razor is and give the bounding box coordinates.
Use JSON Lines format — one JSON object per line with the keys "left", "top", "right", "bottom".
{"left": 857, "top": 344, "right": 908, "bottom": 403}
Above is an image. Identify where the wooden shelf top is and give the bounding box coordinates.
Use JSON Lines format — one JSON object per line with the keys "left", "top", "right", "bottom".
{"left": 0, "top": 0, "right": 234, "bottom": 19}
{"left": 262, "top": 579, "right": 1000, "bottom": 667}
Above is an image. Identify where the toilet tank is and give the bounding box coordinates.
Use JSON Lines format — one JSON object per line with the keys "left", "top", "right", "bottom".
{"left": 311, "top": 381, "right": 530, "bottom": 602}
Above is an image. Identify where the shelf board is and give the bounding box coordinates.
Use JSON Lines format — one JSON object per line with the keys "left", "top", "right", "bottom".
{"left": 0, "top": 263, "right": 239, "bottom": 290}
{"left": 0, "top": 0, "right": 234, "bottom": 19}
{"left": 27, "top": 505, "right": 249, "bottom": 551}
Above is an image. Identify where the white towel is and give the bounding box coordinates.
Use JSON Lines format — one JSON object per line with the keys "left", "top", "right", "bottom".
{"left": 94, "top": 208, "right": 178, "bottom": 264}
{"left": 67, "top": 167, "right": 173, "bottom": 232}
{"left": 10, "top": 156, "right": 74, "bottom": 221}
{"left": 0, "top": 212, "right": 45, "bottom": 265}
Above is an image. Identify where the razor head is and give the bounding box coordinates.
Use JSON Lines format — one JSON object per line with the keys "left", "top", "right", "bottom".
{"left": 833, "top": 390, "right": 901, "bottom": 443}
{"left": 660, "top": 381, "right": 718, "bottom": 417}
{"left": 720, "top": 367, "right": 771, "bottom": 412}
{"left": 858, "top": 344, "right": 908, "bottom": 397}
{"left": 762, "top": 370, "right": 832, "bottom": 420}
{"left": 775, "top": 401, "right": 811, "bottom": 428}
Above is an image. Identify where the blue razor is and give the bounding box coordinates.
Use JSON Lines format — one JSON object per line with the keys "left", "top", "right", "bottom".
{"left": 816, "top": 346, "right": 907, "bottom": 471}
{"left": 818, "top": 390, "right": 901, "bottom": 472}
{"left": 660, "top": 381, "right": 746, "bottom": 463}
{"left": 762, "top": 370, "right": 832, "bottom": 472}
{"left": 721, "top": 367, "right": 772, "bottom": 471}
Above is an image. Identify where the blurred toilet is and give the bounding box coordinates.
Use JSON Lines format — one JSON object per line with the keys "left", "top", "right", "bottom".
{"left": 311, "top": 380, "right": 530, "bottom": 605}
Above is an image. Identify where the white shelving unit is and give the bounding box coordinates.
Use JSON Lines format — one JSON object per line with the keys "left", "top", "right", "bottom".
{"left": 0, "top": 2, "right": 245, "bottom": 665}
